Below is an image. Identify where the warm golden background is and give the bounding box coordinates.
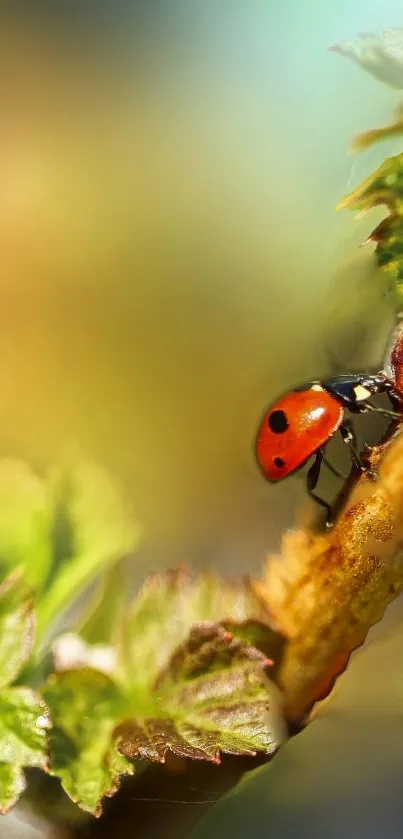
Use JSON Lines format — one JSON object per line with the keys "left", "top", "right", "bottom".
{"left": 1, "top": 3, "right": 403, "bottom": 576}
{"left": 1, "top": 6, "right": 403, "bottom": 839}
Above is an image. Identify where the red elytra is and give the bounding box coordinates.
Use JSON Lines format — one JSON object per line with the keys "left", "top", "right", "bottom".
{"left": 256, "top": 388, "right": 344, "bottom": 481}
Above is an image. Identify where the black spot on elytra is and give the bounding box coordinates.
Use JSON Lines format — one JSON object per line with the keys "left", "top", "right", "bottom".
{"left": 273, "top": 457, "right": 285, "bottom": 469}
{"left": 268, "top": 409, "right": 289, "bottom": 434}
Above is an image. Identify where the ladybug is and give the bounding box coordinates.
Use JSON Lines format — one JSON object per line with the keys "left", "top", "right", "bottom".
{"left": 256, "top": 373, "right": 403, "bottom": 524}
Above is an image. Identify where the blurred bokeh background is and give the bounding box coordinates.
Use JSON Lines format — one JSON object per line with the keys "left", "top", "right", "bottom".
{"left": 2, "top": 4, "right": 403, "bottom": 839}
{"left": 1, "top": 0, "right": 403, "bottom": 581}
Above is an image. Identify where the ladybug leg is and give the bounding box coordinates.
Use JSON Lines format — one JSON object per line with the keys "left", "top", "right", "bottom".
{"left": 378, "top": 377, "right": 403, "bottom": 409}
{"left": 362, "top": 402, "right": 403, "bottom": 420}
{"left": 306, "top": 451, "right": 333, "bottom": 524}
{"left": 340, "top": 419, "right": 377, "bottom": 480}
{"left": 322, "top": 455, "right": 347, "bottom": 481}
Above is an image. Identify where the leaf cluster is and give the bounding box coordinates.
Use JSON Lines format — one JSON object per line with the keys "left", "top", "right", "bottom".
{"left": 0, "top": 458, "right": 282, "bottom": 817}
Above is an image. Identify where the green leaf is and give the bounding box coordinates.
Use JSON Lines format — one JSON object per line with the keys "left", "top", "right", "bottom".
{"left": 0, "top": 460, "right": 52, "bottom": 592}
{"left": 338, "top": 154, "right": 403, "bottom": 215}
{"left": 36, "top": 456, "right": 142, "bottom": 643}
{"left": 0, "top": 573, "right": 35, "bottom": 689}
{"left": 117, "top": 569, "right": 280, "bottom": 695}
{"left": 349, "top": 105, "right": 403, "bottom": 152}
{"left": 339, "top": 153, "right": 403, "bottom": 304}
{"left": 115, "top": 573, "right": 282, "bottom": 762}
{"left": 0, "top": 764, "right": 25, "bottom": 815}
{"left": 187, "top": 602, "right": 403, "bottom": 839}
{"left": 43, "top": 572, "right": 282, "bottom": 814}
{"left": 43, "top": 669, "right": 133, "bottom": 817}
{"left": 116, "top": 623, "right": 278, "bottom": 764}
{"left": 0, "top": 574, "right": 50, "bottom": 813}
{"left": 0, "top": 687, "right": 50, "bottom": 813}
{"left": 78, "top": 562, "right": 127, "bottom": 645}
{"left": 330, "top": 27, "right": 403, "bottom": 89}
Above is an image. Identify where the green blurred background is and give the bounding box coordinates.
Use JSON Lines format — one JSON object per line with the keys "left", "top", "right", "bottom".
{"left": 1, "top": 5, "right": 403, "bottom": 839}
{"left": 1, "top": 2, "right": 403, "bottom": 576}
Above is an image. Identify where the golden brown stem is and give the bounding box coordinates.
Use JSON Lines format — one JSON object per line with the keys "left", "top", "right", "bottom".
{"left": 254, "top": 429, "right": 403, "bottom": 724}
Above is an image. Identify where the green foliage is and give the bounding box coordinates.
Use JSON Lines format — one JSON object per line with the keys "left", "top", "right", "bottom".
{"left": 78, "top": 562, "right": 126, "bottom": 645}
{"left": 0, "top": 455, "right": 284, "bottom": 819}
{"left": 0, "top": 572, "right": 34, "bottom": 688}
{"left": 116, "top": 621, "right": 276, "bottom": 763}
{"left": 43, "top": 572, "right": 281, "bottom": 816}
{"left": 334, "top": 28, "right": 403, "bottom": 305}
{"left": 339, "top": 154, "right": 403, "bottom": 216}
{"left": 0, "top": 455, "right": 141, "bottom": 814}
{"left": 0, "top": 461, "right": 52, "bottom": 592}
{"left": 0, "top": 456, "right": 141, "bottom": 648}
{"left": 340, "top": 149, "right": 403, "bottom": 306}
{"left": 43, "top": 669, "right": 132, "bottom": 817}
{"left": 0, "top": 574, "right": 49, "bottom": 813}
{"left": 36, "top": 455, "right": 142, "bottom": 643}
{"left": 117, "top": 569, "right": 277, "bottom": 694}
{"left": 349, "top": 106, "right": 403, "bottom": 151}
